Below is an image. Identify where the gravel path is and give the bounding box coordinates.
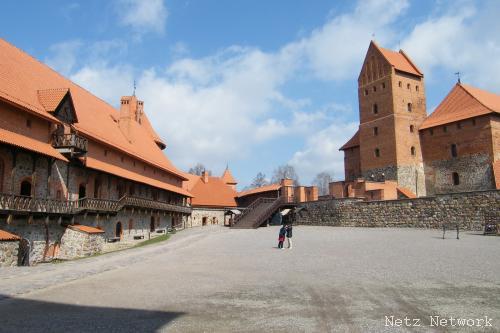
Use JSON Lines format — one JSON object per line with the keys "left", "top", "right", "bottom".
{"left": 0, "top": 226, "right": 498, "bottom": 332}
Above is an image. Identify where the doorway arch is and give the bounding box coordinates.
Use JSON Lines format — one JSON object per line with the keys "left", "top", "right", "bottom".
{"left": 78, "top": 184, "right": 86, "bottom": 199}
{"left": 150, "top": 216, "right": 156, "bottom": 232}
{"left": 115, "top": 222, "right": 122, "bottom": 238}
{"left": 20, "top": 179, "right": 32, "bottom": 197}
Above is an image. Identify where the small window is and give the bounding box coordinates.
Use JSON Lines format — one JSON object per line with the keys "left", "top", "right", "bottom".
{"left": 457, "top": 122, "right": 462, "bottom": 129}
{"left": 26, "top": 119, "right": 32, "bottom": 128}
{"left": 364, "top": 89, "right": 368, "bottom": 96}
{"left": 410, "top": 146, "right": 416, "bottom": 156}
{"left": 452, "top": 172, "right": 460, "bottom": 185}
{"left": 373, "top": 86, "right": 377, "bottom": 92}
{"left": 407, "top": 83, "right": 411, "bottom": 89}
{"left": 472, "top": 119, "right": 476, "bottom": 126}
{"left": 430, "top": 129, "right": 434, "bottom": 135}
{"left": 382, "top": 82, "right": 386, "bottom": 89}
{"left": 451, "top": 144, "right": 457, "bottom": 157}
{"left": 20, "top": 180, "right": 32, "bottom": 197}
{"left": 415, "top": 85, "right": 419, "bottom": 92}
{"left": 398, "top": 81, "right": 402, "bottom": 87}
{"left": 443, "top": 126, "right": 447, "bottom": 133}
{"left": 373, "top": 104, "right": 378, "bottom": 114}
{"left": 407, "top": 103, "right": 412, "bottom": 112}
{"left": 373, "top": 127, "right": 378, "bottom": 136}
{"left": 410, "top": 125, "right": 414, "bottom": 133}
{"left": 374, "top": 148, "right": 380, "bottom": 157}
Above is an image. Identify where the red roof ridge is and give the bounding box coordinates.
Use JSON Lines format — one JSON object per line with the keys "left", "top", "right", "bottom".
{"left": 339, "top": 130, "right": 360, "bottom": 150}
{"left": 371, "top": 41, "right": 423, "bottom": 77}
{"left": 237, "top": 183, "right": 281, "bottom": 198}
{"left": 398, "top": 49, "right": 423, "bottom": 77}
{"left": 68, "top": 224, "right": 105, "bottom": 234}
{"left": 459, "top": 83, "right": 500, "bottom": 113}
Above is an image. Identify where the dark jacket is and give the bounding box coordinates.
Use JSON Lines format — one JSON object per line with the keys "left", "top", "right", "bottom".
{"left": 286, "top": 225, "right": 292, "bottom": 238}
{"left": 279, "top": 226, "right": 286, "bottom": 237}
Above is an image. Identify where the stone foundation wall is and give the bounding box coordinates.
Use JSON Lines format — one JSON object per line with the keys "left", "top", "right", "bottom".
{"left": 295, "top": 190, "right": 499, "bottom": 230}
{"left": 188, "top": 208, "right": 226, "bottom": 228}
{"left": 424, "top": 154, "right": 494, "bottom": 196}
{"left": 0, "top": 241, "right": 19, "bottom": 267}
{"left": 59, "top": 228, "right": 104, "bottom": 259}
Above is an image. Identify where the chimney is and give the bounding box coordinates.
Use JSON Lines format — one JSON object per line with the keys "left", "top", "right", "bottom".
{"left": 119, "top": 95, "right": 144, "bottom": 142}
{"left": 202, "top": 170, "right": 209, "bottom": 183}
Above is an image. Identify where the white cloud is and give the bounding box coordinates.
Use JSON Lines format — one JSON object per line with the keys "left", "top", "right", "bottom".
{"left": 401, "top": 1, "right": 500, "bottom": 90}
{"left": 45, "top": 40, "right": 83, "bottom": 75}
{"left": 289, "top": 122, "right": 358, "bottom": 182}
{"left": 116, "top": 0, "right": 168, "bottom": 35}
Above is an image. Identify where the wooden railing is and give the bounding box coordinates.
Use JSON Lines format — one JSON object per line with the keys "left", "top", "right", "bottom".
{"left": 52, "top": 133, "right": 88, "bottom": 152}
{"left": 0, "top": 193, "right": 191, "bottom": 215}
{"left": 233, "top": 197, "right": 276, "bottom": 225}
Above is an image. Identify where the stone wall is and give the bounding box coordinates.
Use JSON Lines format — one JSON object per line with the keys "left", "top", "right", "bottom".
{"left": 295, "top": 190, "right": 499, "bottom": 230}
{"left": 59, "top": 228, "right": 104, "bottom": 259}
{"left": 0, "top": 241, "right": 19, "bottom": 267}
{"left": 188, "top": 208, "right": 226, "bottom": 228}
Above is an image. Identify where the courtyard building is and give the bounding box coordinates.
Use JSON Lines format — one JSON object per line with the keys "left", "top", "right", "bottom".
{"left": 334, "top": 41, "right": 500, "bottom": 200}
{"left": 0, "top": 38, "right": 192, "bottom": 265}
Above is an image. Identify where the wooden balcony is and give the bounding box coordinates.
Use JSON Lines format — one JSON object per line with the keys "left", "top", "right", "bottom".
{"left": 0, "top": 193, "right": 191, "bottom": 216}
{"left": 52, "top": 133, "right": 88, "bottom": 157}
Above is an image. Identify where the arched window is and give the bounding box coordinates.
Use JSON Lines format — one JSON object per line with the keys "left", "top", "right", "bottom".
{"left": 374, "top": 148, "right": 380, "bottom": 157}
{"left": 410, "top": 146, "right": 416, "bottom": 156}
{"left": 382, "top": 82, "right": 386, "bottom": 89}
{"left": 410, "top": 125, "right": 414, "bottom": 133}
{"left": 407, "top": 103, "right": 412, "bottom": 112}
{"left": 373, "top": 104, "right": 378, "bottom": 114}
{"left": 416, "top": 85, "right": 419, "bottom": 92}
{"left": 20, "top": 179, "right": 32, "bottom": 197}
{"left": 407, "top": 83, "right": 411, "bottom": 89}
{"left": 78, "top": 184, "right": 86, "bottom": 199}
{"left": 373, "top": 86, "right": 377, "bottom": 92}
{"left": 452, "top": 172, "right": 460, "bottom": 186}
{"left": 398, "top": 81, "right": 402, "bottom": 87}
{"left": 0, "top": 157, "right": 4, "bottom": 193}
{"left": 373, "top": 127, "right": 378, "bottom": 136}
{"left": 451, "top": 144, "right": 457, "bottom": 157}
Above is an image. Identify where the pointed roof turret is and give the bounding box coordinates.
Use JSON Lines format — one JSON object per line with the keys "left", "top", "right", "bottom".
{"left": 221, "top": 166, "right": 237, "bottom": 185}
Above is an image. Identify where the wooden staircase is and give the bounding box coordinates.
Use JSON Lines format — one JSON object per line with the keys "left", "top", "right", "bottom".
{"left": 231, "top": 197, "right": 284, "bottom": 229}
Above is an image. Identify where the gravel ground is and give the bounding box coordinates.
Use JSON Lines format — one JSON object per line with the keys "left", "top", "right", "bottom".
{"left": 0, "top": 226, "right": 498, "bottom": 333}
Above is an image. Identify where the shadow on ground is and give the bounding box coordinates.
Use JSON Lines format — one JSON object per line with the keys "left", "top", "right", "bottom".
{"left": 0, "top": 294, "right": 184, "bottom": 333}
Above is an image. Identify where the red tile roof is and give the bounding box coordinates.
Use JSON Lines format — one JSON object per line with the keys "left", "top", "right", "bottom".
{"left": 373, "top": 42, "right": 423, "bottom": 77}
{"left": 37, "top": 88, "right": 69, "bottom": 112}
{"left": 221, "top": 168, "right": 237, "bottom": 185}
{"left": 237, "top": 184, "right": 281, "bottom": 198}
{"left": 0, "top": 127, "right": 68, "bottom": 161}
{"left": 0, "top": 229, "right": 20, "bottom": 241}
{"left": 339, "top": 130, "right": 360, "bottom": 150}
{"left": 86, "top": 157, "right": 193, "bottom": 197}
{"left": 0, "top": 38, "right": 186, "bottom": 183}
{"left": 420, "top": 83, "right": 500, "bottom": 129}
{"left": 493, "top": 161, "right": 500, "bottom": 190}
{"left": 397, "top": 187, "right": 417, "bottom": 199}
{"left": 68, "top": 224, "right": 105, "bottom": 234}
{"left": 188, "top": 175, "right": 237, "bottom": 207}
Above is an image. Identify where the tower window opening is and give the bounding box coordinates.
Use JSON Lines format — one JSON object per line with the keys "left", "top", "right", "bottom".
{"left": 407, "top": 103, "right": 412, "bottom": 112}
{"left": 373, "top": 127, "right": 378, "bottom": 136}
{"left": 410, "top": 146, "right": 416, "bottom": 156}
{"left": 373, "top": 104, "right": 378, "bottom": 114}
{"left": 451, "top": 144, "right": 457, "bottom": 157}
{"left": 452, "top": 172, "right": 460, "bottom": 185}
{"left": 374, "top": 148, "right": 380, "bottom": 157}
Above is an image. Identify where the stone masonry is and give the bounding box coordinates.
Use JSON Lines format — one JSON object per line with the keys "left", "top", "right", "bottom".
{"left": 59, "top": 227, "right": 104, "bottom": 259}
{"left": 0, "top": 240, "right": 19, "bottom": 267}
{"left": 296, "top": 190, "right": 499, "bottom": 230}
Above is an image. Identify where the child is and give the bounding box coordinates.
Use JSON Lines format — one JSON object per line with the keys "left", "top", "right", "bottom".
{"left": 278, "top": 225, "right": 286, "bottom": 249}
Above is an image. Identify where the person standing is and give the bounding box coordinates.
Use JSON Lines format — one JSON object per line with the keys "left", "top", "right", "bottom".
{"left": 278, "top": 225, "right": 286, "bottom": 249}
{"left": 285, "top": 224, "right": 293, "bottom": 249}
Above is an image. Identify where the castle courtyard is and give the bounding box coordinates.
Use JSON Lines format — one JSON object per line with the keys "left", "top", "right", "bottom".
{"left": 0, "top": 226, "right": 498, "bottom": 332}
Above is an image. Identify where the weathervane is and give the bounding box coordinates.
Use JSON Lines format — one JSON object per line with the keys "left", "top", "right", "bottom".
{"left": 454, "top": 72, "right": 461, "bottom": 84}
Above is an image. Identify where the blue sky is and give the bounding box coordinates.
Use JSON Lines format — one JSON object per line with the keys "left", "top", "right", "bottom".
{"left": 1, "top": 0, "right": 499, "bottom": 189}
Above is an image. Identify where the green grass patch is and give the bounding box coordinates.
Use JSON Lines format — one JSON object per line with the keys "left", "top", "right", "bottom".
{"left": 134, "top": 234, "right": 171, "bottom": 248}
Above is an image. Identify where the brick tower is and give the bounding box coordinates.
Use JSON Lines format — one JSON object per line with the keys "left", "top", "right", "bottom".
{"left": 356, "top": 41, "right": 427, "bottom": 196}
